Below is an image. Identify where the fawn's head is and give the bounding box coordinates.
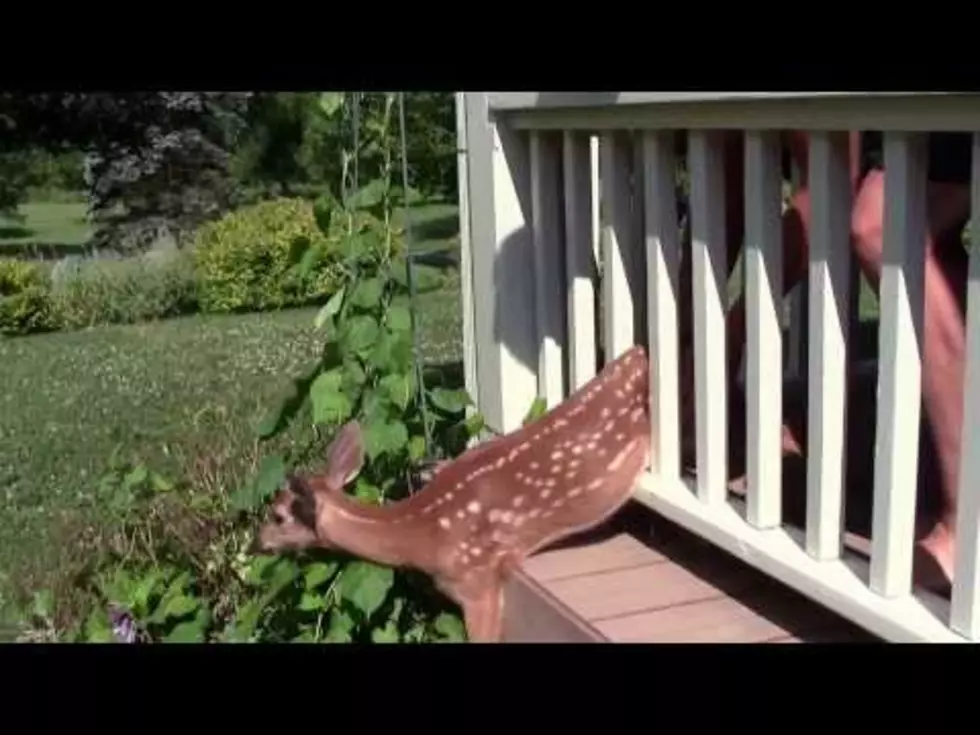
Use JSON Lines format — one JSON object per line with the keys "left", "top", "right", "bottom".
{"left": 254, "top": 421, "right": 365, "bottom": 554}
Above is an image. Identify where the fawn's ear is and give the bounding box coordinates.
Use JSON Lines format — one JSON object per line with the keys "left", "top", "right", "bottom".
{"left": 324, "top": 421, "right": 365, "bottom": 490}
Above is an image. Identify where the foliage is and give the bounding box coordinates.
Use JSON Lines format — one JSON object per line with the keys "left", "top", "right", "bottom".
{"left": 230, "top": 92, "right": 456, "bottom": 204}
{"left": 0, "top": 92, "right": 252, "bottom": 250}
{"left": 0, "top": 268, "right": 464, "bottom": 634}
{"left": 192, "top": 197, "right": 348, "bottom": 314}
{"left": 0, "top": 258, "right": 54, "bottom": 335}
{"left": 5, "top": 92, "right": 473, "bottom": 644}
{"left": 49, "top": 249, "right": 198, "bottom": 329}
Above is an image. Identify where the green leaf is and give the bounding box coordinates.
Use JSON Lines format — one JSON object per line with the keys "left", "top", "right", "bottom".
{"left": 341, "top": 315, "right": 381, "bottom": 358}
{"left": 299, "top": 592, "right": 326, "bottom": 612}
{"left": 368, "top": 329, "right": 414, "bottom": 373}
{"left": 325, "top": 609, "right": 355, "bottom": 643}
{"left": 122, "top": 464, "right": 148, "bottom": 491}
{"left": 245, "top": 554, "right": 279, "bottom": 586}
{"left": 434, "top": 612, "right": 466, "bottom": 641}
{"left": 292, "top": 629, "right": 317, "bottom": 643}
{"left": 464, "top": 412, "right": 487, "bottom": 438}
{"left": 83, "top": 608, "right": 114, "bottom": 643}
{"left": 131, "top": 569, "right": 166, "bottom": 617}
{"left": 371, "top": 621, "right": 400, "bottom": 643}
{"left": 341, "top": 359, "right": 366, "bottom": 397}
{"left": 339, "top": 562, "right": 394, "bottom": 619}
{"left": 262, "top": 558, "right": 302, "bottom": 602}
{"left": 353, "top": 478, "right": 381, "bottom": 504}
{"left": 230, "top": 453, "right": 287, "bottom": 511}
{"left": 429, "top": 387, "right": 471, "bottom": 415}
{"left": 387, "top": 304, "right": 412, "bottom": 333}
{"left": 149, "top": 471, "right": 173, "bottom": 493}
{"left": 310, "top": 369, "right": 353, "bottom": 425}
{"left": 350, "top": 277, "right": 384, "bottom": 309}
{"left": 255, "top": 454, "right": 288, "bottom": 504}
{"left": 164, "top": 609, "right": 210, "bottom": 643}
{"left": 523, "top": 397, "right": 548, "bottom": 425}
{"left": 408, "top": 435, "right": 427, "bottom": 462}
{"left": 304, "top": 561, "right": 338, "bottom": 590}
{"left": 32, "top": 589, "right": 54, "bottom": 621}
{"left": 314, "top": 287, "right": 345, "bottom": 330}
{"left": 319, "top": 92, "right": 345, "bottom": 119}
{"left": 255, "top": 361, "right": 321, "bottom": 440}
{"left": 156, "top": 593, "right": 199, "bottom": 622}
{"left": 380, "top": 372, "right": 413, "bottom": 412}
{"left": 224, "top": 599, "right": 264, "bottom": 642}
{"left": 297, "top": 241, "right": 322, "bottom": 275}
{"left": 363, "top": 419, "right": 409, "bottom": 462}
{"left": 347, "top": 179, "right": 387, "bottom": 212}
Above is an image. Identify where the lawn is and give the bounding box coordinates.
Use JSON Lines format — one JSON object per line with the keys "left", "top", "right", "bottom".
{"left": 0, "top": 201, "right": 93, "bottom": 258}
{"left": 0, "top": 196, "right": 465, "bottom": 631}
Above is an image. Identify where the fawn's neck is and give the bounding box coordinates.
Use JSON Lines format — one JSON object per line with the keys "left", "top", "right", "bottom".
{"left": 317, "top": 493, "right": 438, "bottom": 571}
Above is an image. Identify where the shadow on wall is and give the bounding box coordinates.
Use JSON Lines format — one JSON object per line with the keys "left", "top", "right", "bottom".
{"left": 487, "top": 114, "right": 647, "bottom": 387}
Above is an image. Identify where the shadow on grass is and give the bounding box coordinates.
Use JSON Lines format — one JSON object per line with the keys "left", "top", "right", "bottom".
{"left": 0, "top": 241, "right": 91, "bottom": 260}
{"left": 422, "top": 360, "right": 464, "bottom": 390}
{"left": 0, "top": 226, "right": 35, "bottom": 240}
{"left": 413, "top": 213, "right": 460, "bottom": 243}
{"left": 411, "top": 251, "right": 459, "bottom": 271}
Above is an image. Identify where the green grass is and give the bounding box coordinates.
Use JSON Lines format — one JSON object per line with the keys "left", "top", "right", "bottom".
{"left": 0, "top": 264, "right": 464, "bottom": 618}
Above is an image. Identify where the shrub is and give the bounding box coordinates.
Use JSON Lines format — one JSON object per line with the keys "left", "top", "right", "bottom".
{"left": 49, "top": 249, "right": 198, "bottom": 330}
{"left": 192, "top": 197, "right": 405, "bottom": 314}
{"left": 0, "top": 258, "right": 54, "bottom": 336}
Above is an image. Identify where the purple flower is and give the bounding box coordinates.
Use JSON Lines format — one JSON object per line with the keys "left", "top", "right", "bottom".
{"left": 108, "top": 604, "right": 137, "bottom": 643}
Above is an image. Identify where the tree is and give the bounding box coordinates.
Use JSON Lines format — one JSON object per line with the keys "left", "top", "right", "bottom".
{"left": 0, "top": 92, "right": 251, "bottom": 249}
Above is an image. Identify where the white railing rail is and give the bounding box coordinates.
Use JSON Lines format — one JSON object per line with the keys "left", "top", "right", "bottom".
{"left": 455, "top": 92, "right": 980, "bottom": 643}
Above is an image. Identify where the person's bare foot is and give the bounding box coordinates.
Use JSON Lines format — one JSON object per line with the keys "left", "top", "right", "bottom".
{"left": 912, "top": 522, "right": 955, "bottom": 597}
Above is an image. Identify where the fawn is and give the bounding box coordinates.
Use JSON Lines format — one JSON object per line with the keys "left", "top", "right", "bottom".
{"left": 255, "top": 344, "right": 653, "bottom": 641}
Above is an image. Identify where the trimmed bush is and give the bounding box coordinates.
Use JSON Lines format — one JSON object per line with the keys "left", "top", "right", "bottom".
{"left": 0, "top": 258, "right": 54, "bottom": 336}
{"left": 50, "top": 249, "right": 198, "bottom": 330}
{"left": 193, "top": 197, "right": 364, "bottom": 314}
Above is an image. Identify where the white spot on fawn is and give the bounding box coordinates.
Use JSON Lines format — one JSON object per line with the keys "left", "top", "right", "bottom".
{"left": 540, "top": 489, "right": 552, "bottom": 499}
{"left": 467, "top": 501, "right": 481, "bottom": 514}
{"left": 438, "top": 517, "right": 451, "bottom": 529}
{"left": 568, "top": 487, "right": 582, "bottom": 498}
{"left": 512, "top": 495, "right": 524, "bottom": 507}
{"left": 606, "top": 438, "right": 640, "bottom": 473}
{"left": 530, "top": 461, "right": 540, "bottom": 470}
{"left": 500, "top": 510, "right": 514, "bottom": 524}
{"left": 550, "top": 450, "right": 564, "bottom": 461}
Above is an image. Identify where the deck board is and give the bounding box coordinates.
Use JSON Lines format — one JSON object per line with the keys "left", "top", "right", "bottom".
{"left": 519, "top": 502, "right": 878, "bottom": 643}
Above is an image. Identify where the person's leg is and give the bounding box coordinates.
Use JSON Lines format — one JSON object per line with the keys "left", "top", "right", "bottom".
{"left": 850, "top": 142, "right": 971, "bottom": 589}
{"left": 679, "top": 131, "right": 816, "bottom": 469}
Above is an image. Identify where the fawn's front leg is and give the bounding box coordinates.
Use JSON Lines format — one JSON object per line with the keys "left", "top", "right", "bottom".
{"left": 441, "top": 570, "right": 507, "bottom": 643}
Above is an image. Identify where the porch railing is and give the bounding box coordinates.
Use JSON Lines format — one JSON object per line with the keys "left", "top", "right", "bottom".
{"left": 454, "top": 92, "right": 980, "bottom": 643}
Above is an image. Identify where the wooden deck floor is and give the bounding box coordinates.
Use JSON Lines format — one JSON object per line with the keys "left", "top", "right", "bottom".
{"left": 513, "top": 502, "right": 878, "bottom": 643}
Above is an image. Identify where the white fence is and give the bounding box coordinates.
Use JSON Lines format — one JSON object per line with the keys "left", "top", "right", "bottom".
{"left": 455, "top": 92, "right": 980, "bottom": 643}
